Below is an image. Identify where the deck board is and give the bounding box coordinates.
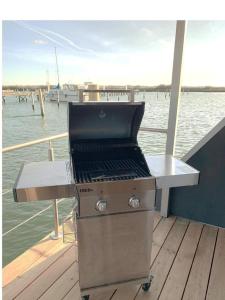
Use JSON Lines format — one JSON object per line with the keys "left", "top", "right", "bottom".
{"left": 158, "top": 222, "right": 203, "bottom": 300}
{"left": 135, "top": 218, "right": 189, "bottom": 300}
{"left": 206, "top": 228, "right": 225, "bottom": 300}
{"left": 3, "top": 244, "right": 73, "bottom": 299}
{"left": 62, "top": 283, "right": 80, "bottom": 300}
{"left": 39, "top": 262, "right": 79, "bottom": 300}
{"left": 3, "top": 213, "right": 225, "bottom": 300}
{"left": 182, "top": 225, "right": 218, "bottom": 300}
{"left": 111, "top": 216, "right": 176, "bottom": 300}
{"left": 15, "top": 245, "right": 77, "bottom": 300}
{"left": 3, "top": 234, "right": 64, "bottom": 286}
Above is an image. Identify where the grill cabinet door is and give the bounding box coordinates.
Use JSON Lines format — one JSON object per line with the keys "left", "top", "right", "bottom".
{"left": 77, "top": 210, "right": 153, "bottom": 290}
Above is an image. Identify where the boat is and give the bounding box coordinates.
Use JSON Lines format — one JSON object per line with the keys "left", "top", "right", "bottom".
{"left": 46, "top": 84, "right": 79, "bottom": 102}
{"left": 46, "top": 47, "right": 79, "bottom": 102}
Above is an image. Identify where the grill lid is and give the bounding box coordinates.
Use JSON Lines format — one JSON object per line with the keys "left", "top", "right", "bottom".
{"left": 68, "top": 102, "right": 145, "bottom": 147}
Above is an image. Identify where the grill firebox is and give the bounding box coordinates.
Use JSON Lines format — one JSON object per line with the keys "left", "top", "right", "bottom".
{"left": 74, "top": 158, "right": 150, "bottom": 183}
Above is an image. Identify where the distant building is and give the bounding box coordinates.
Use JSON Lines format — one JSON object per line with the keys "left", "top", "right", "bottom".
{"left": 84, "top": 82, "right": 93, "bottom": 89}
{"left": 63, "top": 84, "right": 79, "bottom": 90}
{"left": 104, "top": 85, "right": 127, "bottom": 90}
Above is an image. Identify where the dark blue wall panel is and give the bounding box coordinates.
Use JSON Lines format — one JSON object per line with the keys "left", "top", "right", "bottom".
{"left": 169, "top": 125, "right": 225, "bottom": 228}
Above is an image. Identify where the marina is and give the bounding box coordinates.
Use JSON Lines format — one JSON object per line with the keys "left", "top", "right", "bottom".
{"left": 2, "top": 19, "right": 225, "bottom": 300}
{"left": 2, "top": 92, "right": 225, "bottom": 266}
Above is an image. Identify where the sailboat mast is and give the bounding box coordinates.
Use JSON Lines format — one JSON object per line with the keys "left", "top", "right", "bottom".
{"left": 46, "top": 69, "right": 50, "bottom": 92}
{"left": 54, "top": 47, "right": 60, "bottom": 88}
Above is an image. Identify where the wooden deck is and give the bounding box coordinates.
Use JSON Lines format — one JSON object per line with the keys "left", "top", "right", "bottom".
{"left": 3, "top": 213, "right": 225, "bottom": 300}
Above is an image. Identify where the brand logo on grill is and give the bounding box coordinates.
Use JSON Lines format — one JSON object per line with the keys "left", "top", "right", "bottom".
{"left": 79, "top": 188, "right": 94, "bottom": 193}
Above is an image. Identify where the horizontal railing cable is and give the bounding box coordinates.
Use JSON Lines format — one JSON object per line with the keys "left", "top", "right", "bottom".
{"left": 2, "top": 198, "right": 66, "bottom": 237}
{"left": 2, "top": 189, "right": 12, "bottom": 195}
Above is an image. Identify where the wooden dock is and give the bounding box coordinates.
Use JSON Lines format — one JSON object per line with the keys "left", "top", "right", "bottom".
{"left": 3, "top": 90, "right": 36, "bottom": 97}
{"left": 2, "top": 90, "right": 47, "bottom": 102}
{"left": 3, "top": 213, "right": 225, "bottom": 300}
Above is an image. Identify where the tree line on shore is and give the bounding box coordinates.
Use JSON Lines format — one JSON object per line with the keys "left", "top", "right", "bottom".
{"left": 2, "top": 84, "right": 225, "bottom": 93}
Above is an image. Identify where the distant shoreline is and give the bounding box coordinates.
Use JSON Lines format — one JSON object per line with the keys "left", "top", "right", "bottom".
{"left": 2, "top": 84, "right": 225, "bottom": 93}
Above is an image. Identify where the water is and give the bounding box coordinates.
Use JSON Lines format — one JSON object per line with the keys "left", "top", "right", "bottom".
{"left": 2, "top": 92, "right": 225, "bottom": 266}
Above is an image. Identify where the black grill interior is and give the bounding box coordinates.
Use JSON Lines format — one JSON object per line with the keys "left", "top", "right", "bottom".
{"left": 74, "top": 158, "right": 149, "bottom": 183}
{"left": 72, "top": 145, "right": 151, "bottom": 183}
{"left": 69, "top": 102, "right": 150, "bottom": 183}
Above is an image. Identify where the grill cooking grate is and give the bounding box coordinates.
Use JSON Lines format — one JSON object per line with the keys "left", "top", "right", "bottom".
{"left": 74, "top": 159, "right": 149, "bottom": 183}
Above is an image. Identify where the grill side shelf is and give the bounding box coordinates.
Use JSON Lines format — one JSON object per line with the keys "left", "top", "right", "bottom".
{"left": 13, "top": 161, "right": 76, "bottom": 202}
{"left": 145, "top": 154, "right": 199, "bottom": 188}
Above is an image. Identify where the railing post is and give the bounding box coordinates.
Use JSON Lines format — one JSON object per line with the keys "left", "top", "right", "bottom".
{"left": 161, "top": 20, "right": 186, "bottom": 218}
{"left": 48, "top": 140, "right": 61, "bottom": 239}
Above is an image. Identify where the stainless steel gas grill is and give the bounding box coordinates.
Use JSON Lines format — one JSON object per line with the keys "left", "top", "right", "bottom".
{"left": 68, "top": 102, "right": 156, "bottom": 299}
{"left": 13, "top": 102, "right": 200, "bottom": 300}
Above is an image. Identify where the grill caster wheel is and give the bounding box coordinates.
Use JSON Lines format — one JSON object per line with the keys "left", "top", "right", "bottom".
{"left": 82, "top": 295, "right": 89, "bottom": 300}
{"left": 142, "top": 282, "right": 151, "bottom": 292}
{"left": 142, "top": 275, "right": 154, "bottom": 292}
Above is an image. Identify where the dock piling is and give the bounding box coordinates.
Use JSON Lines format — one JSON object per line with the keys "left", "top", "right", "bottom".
{"left": 39, "top": 89, "right": 45, "bottom": 117}
{"left": 31, "top": 92, "right": 35, "bottom": 111}
{"left": 128, "top": 90, "right": 135, "bottom": 102}
{"left": 79, "top": 90, "right": 84, "bottom": 102}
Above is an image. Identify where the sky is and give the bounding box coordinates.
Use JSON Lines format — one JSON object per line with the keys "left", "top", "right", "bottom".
{"left": 2, "top": 20, "right": 225, "bottom": 86}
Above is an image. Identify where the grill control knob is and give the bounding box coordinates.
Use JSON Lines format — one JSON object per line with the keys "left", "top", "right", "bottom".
{"left": 96, "top": 200, "right": 107, "bottom": 212}
{"left": 129, "top": 196, "right": 140, "bottom": 209}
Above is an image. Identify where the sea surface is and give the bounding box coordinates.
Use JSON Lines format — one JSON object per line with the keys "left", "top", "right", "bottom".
{"left": 2, "top": 92, "right": 225, "bottom": 266}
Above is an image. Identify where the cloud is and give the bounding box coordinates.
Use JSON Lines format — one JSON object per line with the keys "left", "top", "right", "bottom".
{"left": 43, "top": 29, "right": 97, "bottom": 55}
{"left": 15, "top": 21, "right": 98, "bottom": 56}
{"left": 14, "top": 21, "right": 66, "bottom": 48}
{"left": 140, "top": 27, "right": 153, "bottom": 38}
{"left": 101, "top": 40, "right": 117, "bottom": 47}
{"left": 33, "top": 39, "right": 48, "bottom": 45}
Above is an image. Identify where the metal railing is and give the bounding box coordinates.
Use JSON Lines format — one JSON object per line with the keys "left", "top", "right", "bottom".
{"left": 2, "top": 86, "right": 169, "bottom": 240}
{"left": 2, "top": 132, "right": 68, "bottom": 153}
{"left": 2, "top": 198, "right": 66, "bottom": 237}
{"left": 2, "top": 133, "right": 69, "bottom": 240}
{"left": 2, "top": 128, "right": 167, "bottom": 154}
